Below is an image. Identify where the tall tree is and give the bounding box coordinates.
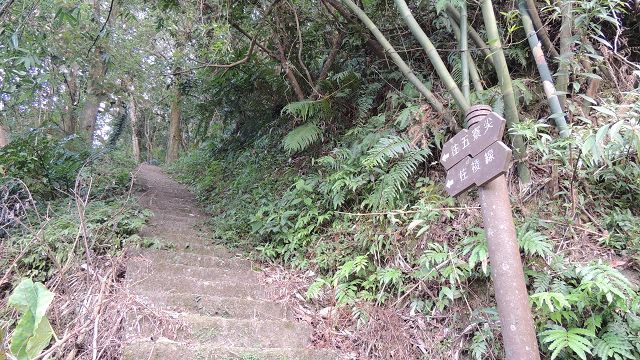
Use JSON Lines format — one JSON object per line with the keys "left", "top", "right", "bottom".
{"left": 62, "top": 63, "right": 80, "bottom": 134}
{"left": 125, "top": 79, "right": 141, "bottom": 163}
{"left": 166, "top": 73, "right": 182, "bottom": 163}
{"left": 81, "top": 0, "right": 118, "bottom": 143}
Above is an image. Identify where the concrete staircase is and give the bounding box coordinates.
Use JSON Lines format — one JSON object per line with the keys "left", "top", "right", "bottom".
{"left": 123, "top": 165, "right": 334, "bottom": 360}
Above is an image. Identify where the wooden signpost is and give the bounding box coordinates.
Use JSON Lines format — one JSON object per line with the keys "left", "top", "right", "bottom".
{"left": 441, "top": 106, "right": 540, "bottom": 360}
{"left": 444, "top": 141, "right": 512, "bottom": 197}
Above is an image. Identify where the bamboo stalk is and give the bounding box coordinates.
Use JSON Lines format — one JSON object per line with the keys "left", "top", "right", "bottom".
{"left": 524, "top": 0, "right": 559, "bottom": 58}
{"left": 519, "top": 1, "right": 570, "bottom": 137}
{"left": 557, "top": 0, "right": 572, "bottom": 109}
{"left": 394, "top": 0, "right": 469, "bottom": 110}
{"left": 460, "top": 1, "right": 470, "bottom": 101}
{"left": 480, "top": 0, "right": 531, "bottom": 183}
{"left": 445, "top": 4, "right": 494, "bottom": 66}
{"left": 340, "top": 0, "right": 454, "bottom": 125}
{"left": 451, "top": 19, "right": 484, "bottom": 93}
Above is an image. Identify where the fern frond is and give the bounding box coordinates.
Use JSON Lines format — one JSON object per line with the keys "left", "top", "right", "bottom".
{"left": 355, "top": 82, "right": 382, "bottom": 122}
{"left": 364, "top": 148, "right": 428, "bottom": 210}
{"left": 282, "top": 121, "right": 322, "bottom": 153}
{"left": 386, "top": 148, "right": 429, "bottom": 193}
{"left": 281, "top": 98, "right": 330, "bottom": 122}
{"left": 518, "top": 229, "right": 553, "bottom": 259}
{"left": 593, "top": 327, "right": 634, "bottom": 360}
{"left": 362, "top": 135, "right": 413, "bottom": 168}
{"left": 540, "top": 325, "right": 594, "bottom": 360}
{"left": 394, "top": 105, "right": 419, "bottom": 130}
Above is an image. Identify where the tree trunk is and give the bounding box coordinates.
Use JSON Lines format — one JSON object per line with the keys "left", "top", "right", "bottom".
{"left": 145, "top": 115, "right": 155, "bottom": 162}
{"left": 81, "top": 0, "right": 117, "bottom": 143}
{"left": 446, "top": 4, "right": 494, "bottom": 67}
{"left": 451, "top": 19, "right": 484, "bottom": 92}
{"left": 128, "top": 94, "right": 141, "bottom": 163}
{"left": 0, "top": 124, "right": 9, "bottom": 147}
{"left": 165, "top": 79, "right": 182, "bottom": 163}
{"left": 274, "top": 13, "right": 306, "bottom": 101}
{"left": 63, "top": 63, "right": 80, "bottom": 134}
{"left": 481, "top": 0, "right": 531, "bottom": 184}
{"left": 80, "top": 56, "right": 105, "bottom": 143}
{"left": 459, "top": 1, "right": 470, "bottom": 102}
{"left": 81, "top": 77, "right": 103, "bottom": 144}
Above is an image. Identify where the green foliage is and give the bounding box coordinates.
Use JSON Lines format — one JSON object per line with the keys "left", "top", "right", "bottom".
{"left": 8, "top": 279, "right": 55, "bottom": 360}
{"left": 5, "top": 198, "right": 151, "bottom": 281}
{"left": 0, "top": 129, "right": 88, "bottom": 198}
{"left": 531, "top": 262, "right": 640, "bottom": 359}
{"left": 518, "top": 229, "right": 553, "bottom": 259}
{"left": 541, "top": 325, "right": 594, "bottom": 360}
{"left": 281, "top": 99, "right": 331, "bottom": 123}
{"left": 468, "top": 323, "right": 500, "bottom": 360}
{"left": 282, "top": 121, "right": 323, "bottom": 153}
{"left": 281, "top": 99, "right": 333, "bottom": 153}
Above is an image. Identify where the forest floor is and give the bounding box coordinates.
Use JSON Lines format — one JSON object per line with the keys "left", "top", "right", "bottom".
{"left": 122, "top": 164, "right": 336, "bottom": 359}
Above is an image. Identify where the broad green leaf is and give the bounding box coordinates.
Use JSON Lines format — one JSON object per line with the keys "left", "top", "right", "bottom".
{"left": 25, "top": 317, "right": 53, "bottom": 358}
{"left": 8, "top": 279, "right": 55, "bottom": 360}
{"left": 8, "top": 279, "right": 54, "bottom": 326}
{"left": 9, "top": 310, "right": 36, "bottom": 359}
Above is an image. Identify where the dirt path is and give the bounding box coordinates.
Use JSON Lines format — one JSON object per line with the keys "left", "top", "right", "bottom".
{"left": 122, "top": 164, "right": 334, "bottom": 359}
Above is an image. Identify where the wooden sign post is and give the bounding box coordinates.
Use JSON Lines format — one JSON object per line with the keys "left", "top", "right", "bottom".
{"left": 441, "top": 106, "right": 540, "bottom": 359}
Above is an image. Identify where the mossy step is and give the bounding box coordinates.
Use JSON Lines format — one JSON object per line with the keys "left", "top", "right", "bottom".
{"left": 133, "top": 291, "right": 289, "bottom": 320}
{"left": 122, "top": 341, "right": 338, "bottom": 360}
{"left": 129, "top": 273, "right": 267, "bottom": 300}
{"left": 133, "top": 235, "right": 233, "bottom": 255}
{"left": 127, "top": 259, "right": 261, "bottom": 284}
{"left": 131, "top": 248, "right": 257, "bottom": 270}
{"left": 128, "top": 314, "right": 312, "bottom": 348}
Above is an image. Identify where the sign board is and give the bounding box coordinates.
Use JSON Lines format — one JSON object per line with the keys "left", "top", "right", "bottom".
{"left": 444, "top": 141, "right": 512, "bottom": 197}
{"left": 440, "top": 113, "right": 506, "bottom": 170}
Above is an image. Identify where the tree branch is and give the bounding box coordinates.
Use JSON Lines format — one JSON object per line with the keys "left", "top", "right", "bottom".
{"left": 289, "top": 1, "right": 316, "bottom": 92}
{"left": 86, "top": 0, "right": 116, "bottom": 57}
{"left": 317, "top": 31, "right": 344, "bottom": 83}
{"left": 172, "top": 39, "right": 257, "bottom": 74}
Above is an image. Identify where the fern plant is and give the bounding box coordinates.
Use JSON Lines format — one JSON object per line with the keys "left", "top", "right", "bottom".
{"left": 531, "top": 261, "right": 640, "bottom": 359}
{"left": 540, "top": 325, "right": 594, "bottom": 360}
{"left": 518, "top": 229, "right": 553, "bottom": 259}
{"left": 361, "top": 135, "right": 429, "bottom": 209}
{"left": 592, "top": 323, "right": 636, "bottom": 360}
{"left": 281, "top": 98, "right": 332, "bottom": 153}
{"left": 281, "top": 98, "right": 331, "bottom": 122}
{"left": 282, "top": 121, "right": 323, "bottom": 153}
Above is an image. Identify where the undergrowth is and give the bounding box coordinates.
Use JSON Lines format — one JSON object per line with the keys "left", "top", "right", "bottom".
{"left": 170, "top": 83, "right": 640, "bottom": 358}
{"left": 1, "top": 135, "right": 153, "bottom": 359}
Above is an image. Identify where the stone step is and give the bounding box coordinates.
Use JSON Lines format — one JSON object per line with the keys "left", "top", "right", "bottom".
{"left": 136, "top": 232, "right": 218, "bottom": 252}
{"left": 127, "top": 258, "right": 261, "bottom": 284}
{"left": 128, "top": 314, "right": 312, "bottom": 348}
{"left": 131, "top": 249, "right": 258, "bottom": 271}
{"left": 128, "top": 274, "right": 267, "bottom": 300}
{"left": 148, "top": 213, "right": 203, "bottom": 223}
{"left": 133, "top": 291, "right": 289, "bottom": 320}
{"left": 122, "top": 341, "right": 337, "bottom": 360}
